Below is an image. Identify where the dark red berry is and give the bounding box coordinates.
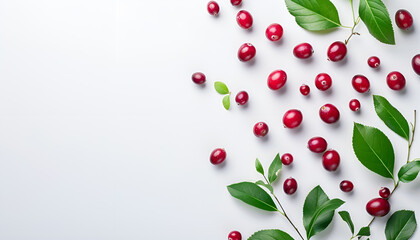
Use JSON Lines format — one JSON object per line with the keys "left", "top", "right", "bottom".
{"left": 283, "top": 177, "right": 298, "bottom": 195}
{"left": 207, "top": 1, "right": 220, "bottom": 16}
{"left": 267, "top": 70, "right": 287, "bottom": 90}
{"left": 319, "top": 104, "right": 340, "bottom": 124}
{"left": 379, "top": 187, "right": 391, "bottom": 199}
{"left": 238, "top": 43, "right": 256, "bottom": 62}
{"left": 283, "top": 109, "right": 303, "bottom": 129}
{"left": 210, "top": 148, "right": 226, "bottom": 165}
{"left": 366, "top": 198, "right": 390, "bottom": 217}
{"left": 386, "top": 71, "right": 406, "bottom": 91}
{"left": 281, "top": 153, "right": 294, "bottom": 165}
{"left": 300, "top": 84, "right": 310, "bottom": 96}
{"left": 230, "top": 0, "right": 242, "bottom": 6}
{"left": 265, "top": 23, "right": 283, "bottom": 42}
{"left": 293, "top": 43, "right": 313, "bottom": 59}
{"left": 322, "top": 150, "right": 340, "bottom": 171}
{"left": 368, "top": 56, "right": 380, "bottom": 68}
{"left": 395, "top": 9, "right": 413, "bottom": 30}
{"left": 192, "top": 72, "right": 206, "bottom": 84}
{"left": 349, "top": 99, "right": 361, "bottom": 112}
{"left": 236, "top": 10, "right": 253, "bottom": 29}
{"left": 308, "top": 137, "right": 328, "bottom": 153}
{"left": 352, "top": 75, "right": 370, "bottom": 93}
{"left": 228, "top": 231, "right": 242, "bottom": 240}
{"left": 254, "top": 122, "right": 269, "bottom": 137}
{"left": 235, "top": 91, "right": 249, "bottom": 105}
{"left": 340, "top": 180, "right": 354, "bottom": 192}
{"left": 412, "top": 54, "right": 420, "bottom": 75}
{"left": 327, "top": 41, "right": 347, "bottom": 62}
{"left": 315, "top": 73, "right": 332, "bottom": 91}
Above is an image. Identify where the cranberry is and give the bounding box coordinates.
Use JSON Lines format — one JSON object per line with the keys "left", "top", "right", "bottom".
{"left": 238, "top": 43, "right": 256, "bottom": 62}
{"left": 228, "top": 231, "right": 242, "bottom": 240}
{"left": 366, "top": 198, "right": 390, "bottom": 217}
{"left": 319, "top": 104, "right": 340, "bottom": 124}
{"left": 293, "top": 43, "right": 313, "bottom": 59}
{"left": 230, "top": 0, "right": 242, "bottom": 6}
{"left": 352, "top": 75, "right": 370, "bottom": 93}
{"left": 283, "top": 109, "right": 303, "bottom": 129}
{"left": 210, "top": 148, "right": 226, "bottom": 165}
{"left": 265, "top": 23, "right": 283, "bottom": 42}
{"left": 308, "top": 137, "right": 328, "bottom": 153}
{"left": 386, "top": 71, "right": 406, "bottom": 91}
{"left": 412, "top": 54, "right": 420, "bottom": 75}
{"left": 395, "top": 9, "right": 413, "bottom": 30}
{"left": 327, "top": 41, "right": 347, "bottom": 62}
{"left": 368, "top": 56, "right": 380, "bottom": 68}
{"left": 349, "top": 99, "right": 361, "bottom": 112}
{"left": 207, "top": 1, "right": 220, "bottom": 16}
{"left": 315, "top": 73, "right": 332, "bottom": 91}
{"left": 281, "top": 153, "right": 294, "bottom": 165}
{"left": 283, "top": 177, "right": 298, "bottom": 195}
{"left": 322, "top": 150, "right": 340, "bottom": 171}
{"left": 300, "top": 84, "right": 310, "bottom": 96}
{"left": 235, "top": 91, "right": 249, "bottom": 105}
{"left": 254, "top": 122, "right": 269, "bottom": 137}
{"left": 192, "top": 72, "right": 206, "bottom": 84}
{"left": 236, "top": 10, "right": 253, "bottom": 29}
{"left": 340, "top": 180, "right": 354, "bottom": 192}
{"left": 379, "top": 187, "right": 391, "bottom": 199}
{"left": 267, "top": 70, "right": 287, "bottom": 90}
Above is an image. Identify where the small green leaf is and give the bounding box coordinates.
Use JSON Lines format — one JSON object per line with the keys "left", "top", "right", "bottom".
{"left": 339, "top": 211, "right": 354, "bottom": 234}
{"left": 373, "top": 95, "right": 410, "bottom": 140}
{"left": 357, "top": 226, "right": 371, "bottom": 236}
{"left": 223, "top": 95, "right": 230, "bottom": 110}
{"left": 398, "top": 160, "right": 420, "bottom": 183}
{"left": 307, "top": 199, "right": 345, "bottom": 239}
{"left": 352, "top": 123, "right": 395, "bottom": 179}
{"left": 385, "top": 210, "right": 417, "bottom": 240}
{"left": 268, "top": 154, "right": 282, "bottom": 183}
{"left": 227, "top": 182, "right": 278, "bottom": 212}
{"left": 359, "top": 0, "right": 395, "bottom": 44}
{"left": 214, "top": 81, "right": 229, "bottom": 95}
{"left": 248, "top": 229, "right": 295, "bottom": 240}
{"left": 255, "top": 158, "right": 264, "bottom": 175}
{"left": 255, "top": 180, "right": 274, "bottom": 194}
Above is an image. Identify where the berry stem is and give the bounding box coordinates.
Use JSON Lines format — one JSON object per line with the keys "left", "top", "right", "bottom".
{"left": 344, "top": 17, "right": 361, "bottom": 45}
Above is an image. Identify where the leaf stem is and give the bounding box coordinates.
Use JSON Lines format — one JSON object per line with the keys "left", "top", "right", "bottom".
{"left": 350, "top": 0, "right": 356, "bottom": 24}
{"left": 345, "top": 17, "right": 361, "bottom": 45}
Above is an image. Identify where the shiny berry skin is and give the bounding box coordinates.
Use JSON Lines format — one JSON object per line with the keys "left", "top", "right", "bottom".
{"left": 395, "top": 9, "right": 413, "bottom": 30}
{"left": 207, "top": 1, "right": 220, "bottom": 16}
{"left": 283, "top": 177, "right": 298, "bottom": 195}
{"left": 315, "top": 73, "right": 332, "bottom": 91}
{"left": 412, "top": 54, "right": 420, "bottom": 75}
{"left": 322, "top": 150, "right": 340, "bottom": 171}
{"left": 267, "top": 70, "right": 287, "bottom": 90}
{"left": 293, "top": 43, "right": 313, "bottom": 59}
{"left": 253, "top": 122, "right": 269, "bottom": 137}
{"left": 368, "top": 56, "right": 381, "bottom": 68}
{"left": 319, "top": 104, "right": 340, "bottom": 124}
{"left": 236, "top": 10, "right": 253, "bottom": 29}
{"left": 265, "top": 23, "right": 283, "bottom": 42}
{"left": 230, "top": 0, "right": 242, "bottom": 6}
{"left": 238, "top": 43, "right": 256, "bottom": 62}
{"left": 235, "top": 91, "right": 249, "bottom": 105}
{"left": 281, "top": 153, "right": 294, "bottom": 165}
{"left": 327, "top": 41, "right": 347, "bottom": 62}
{"left": 366, "top": 198, "right": 390, "bottom": 217}
{"left": 349, "top": 99, "right": 361, "bottom": 112}
{"left": 308, "top": 137, "right": 328, "bottom": 153}
{"left": 228, "top": 231, "right": 242, "bottom": 240}
{"left": 352, "top": 75, "right": 370, "bottom": 93}
{"left": 300, "top": 84, "right": 310, "bottom": 96}
{"left": 386, "top": 71, "right": 406, "bottom": 91}
{"left": 192, "top": 72, "right": 206, "bottom": 84}
{"left": 283, "top": 109, "right": 303, "bottom": 129}
{"left": 340, "top": 180, "right": 354, "bottom": 192}
{"left": 210, "top": 148, "right": 226, "bottom": 165}
{"left": 379, "top": 187, "right": 391, "bottom": 199}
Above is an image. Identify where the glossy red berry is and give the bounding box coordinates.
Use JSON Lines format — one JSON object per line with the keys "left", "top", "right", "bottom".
{"left": 368, "top": 56, "right": 380, "bottom": 68}
{"left": 327, "top": 41, "right": 347, "bottom": 62}
{"left": 283, "top": 177, "right": 298, "bottom": 195}
{"left": 412, "top": 54, "right": 420, "bottom": 75}
{"left": 366, "top": 198, "right": 390, "bottom": 217}
{"left": 281, "top": 153, "right": 294, "bottom": 165}
{"left": 238, "top": 43, "right": 256, "bottom": 62}
{"left": 293, "top": 43, "right": 313, "bottom": 59}
{"left": 319, "top": 104, "right": 340, "bottom": 124}
{"left": 253, "top": 122, "right": 269, "bottom": 137}
{"left": 379, "top": 187, "right": 391, "bottom": 199}
{"left": 300, "top": 84, "right": 310, "bottom": 96}
{"left": 228, "top": 231, "right": 242, "bottom": 240}
{"left": 352, "top": 75, "right": 370, "bottom": 93}
{"left": 267, "top": 70, "right": 287, "bottom": 90}
{"left": 230, "top": 0, "right": 242, "bottom": 6}
{"left": 386, "top": 71, "right": 406, "bottom": 91}
{"left": 192, "top": 72, "right": 206, "bottom": 84}
{"left": 322, "top": 150, "right": 340, "bottom": 171}
{"left": 207, "top": 1, "right": 220, "bottom": 16}
{"left": 235, "top": 91, "right": 249, "bottom": 105}
{"left": 349, "top": 99, "right": 361, "bottom": 112}
{"left": 315, "top": 73, "right": 332, "bottom": 91}
{"left": 340, "top": 180, "right": 354, "bottom": 192}
{"left": 395, "top": 9, "right": 413, "bottom": 30}
{"left": 283, "top": 109, "right": 303, "bottom": 129}
{"left": 210, "top": 148, "right": 226, "bottom": 165}
{"left": 308, "top": 137, "right": 328, "bottom": 153}
{"left": 236, "top": 10, "right": 253, "bottom": 29}
{"left": 265, "top": 23, "right": 283, "bottom": 42}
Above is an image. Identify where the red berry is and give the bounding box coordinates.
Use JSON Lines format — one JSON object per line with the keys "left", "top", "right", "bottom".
{"left": 395, "top": 9, "right": 413, "bottom": 30}
{"left": 368, "top": 56, "right": 380, "bottom": 68}
{"left": 379, "top": 187, "right": 391, "bottom": 199}
{"left": 253, "top": 122, "right": 269, "bottom": 137}
{"left": 327, "top": 41, "right": 347, "bottom": 62}
{"left": 340, "top": 180, "right": 354, "bottom": 192}
{"left": 236, "top": 10, "right": 253, "bottom": 29}
{"left": 238, "top": 43, "right": 256, "bottom": 62}
{"left": 228, "top": 231, "right": 242, "bottom": 240}
{"left": 386, "top": 71, "right": 406, "bottom": 91}
{"left": 265, "top": 23, "right": 283, "bottom": 42}
{"left": 192, "top": 72, "right": 206, "bottom": 84}
{"left": 235, "top": 91, "right": 249, "bottom": 105}
{"left": 293, "top": 43, "right": 313, "bottom": 59}
{"left": 207, "top": 1, "right": 220, "bottom": 16}
{"left": 283, "top": 109, "right": 303, "bottom": 129}
{"left": 210, "top": 148, "right": 226, "bottom": 165}
{"left": 281, "top": 153, "right": 294, "bottom": 165}
{"left": 267, "top": 70, "right": 287, "bottom": 90}
{"left": 319, "top": 104, "right": 340, "bottom": 124}
{"left": 308, "top": 137, "right": 328, "bottom": 153}
{"left": 412, "top": 54, "right": 420, "bottom": 75}
{"left": 349, "top": 99, "right": 361, "bottom": 112}
{"left": 283, "top": 177, "right": 298, "bottom": 195}
{"left": 366, "top": 198, "right": 390, "bottom": 217}
{"left": 322, "top": 150, "right": 340, "bottom": 171}
{"left": 315, "top": 73, "right": 332, "bottom": 91}
{"left": 352, "top": 75, "right": 370, "bottom": 93}
{"left": 230, "top": 0, "right": 242, "bottom": 6}
{"left": 300, "top": 84, "right": 310, "bottom": 96}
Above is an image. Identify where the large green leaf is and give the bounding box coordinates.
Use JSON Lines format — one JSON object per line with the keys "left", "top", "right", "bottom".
{"left": 307, "top": 199, "right": 344, "bottom": 239}
{"left": 359, "top": 0, "right": 395, "bottom": 44}
{"left": 227, "top": 182, "right": 278, "bottom": 212}
{"left": 398, "top": 160, "right": 420, "bottom": 183}
{"left": 268, "top": 154, "right": 282, "bottom": 183}
{"left": 385, "top": 210, "right": 417, "bottom": 240}
{"left": 352, "top": 123, "right": 395, "bottom": 179}
{"left": 284, "top": 0, "right": 341, "bottom": 31}
{"left": 255, "top": 158, "right": 265, "bottom": 176}
{"left": 248, "top": 229, "right": 295, "bottom": 240}
{"left": 339, "top": 211, "right": 354, "bottom": 234}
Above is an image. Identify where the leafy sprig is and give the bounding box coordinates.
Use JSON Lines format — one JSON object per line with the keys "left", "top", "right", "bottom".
{"left": 214, "top": 81, "right": 231, "bottom": 110}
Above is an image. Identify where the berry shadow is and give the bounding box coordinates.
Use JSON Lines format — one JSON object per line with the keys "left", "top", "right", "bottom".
{"left": 245, "top": 57, "right": 257, "bottom": 67}
{"left": 272, "top": 38, "right": 285, "bottom": 47}
{"left": 395, "top": 87, "right": 408, "bottom": 96}
{"left": 274, "top": 84, "right": 288, "bottom": 96}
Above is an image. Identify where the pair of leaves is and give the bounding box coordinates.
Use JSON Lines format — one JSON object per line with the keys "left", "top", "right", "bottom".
{"left": 248, "top": 229, "right": 294, "bottom": 240}
{"left": 214, "top": 81, "right": 230, "bottom": 110}
{"left": 255, "top": 154, "right": 283, "bottom": 184}
{"left": 385, "top": 210, "right": 417, "bottom": 240}
{"left": 338, "top": 211, "right": 370, "bottom": 237}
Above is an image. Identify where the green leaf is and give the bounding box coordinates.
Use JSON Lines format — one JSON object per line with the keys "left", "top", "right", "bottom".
{"left": 357, "top": 226, "right": 371, "bottom": 236}
{"left": 223, "top": 95, "right": 230, "bottom": 110}
{"left": 255, "top": 180, "right": 274, "bottom": 194}
{"left": 284, "top": 0, "right": 342, "bottom": 31}
{"left": 339, "top": 211, "right": 354, "bottom": 234}
{"left": 248, "top": 229, "right": 295, "bottom": 240}
{"left": 385, "top": 210, "right": 417, "bottom": 240}
{"left": 214, "top": 81, "right": 229, "bottom": 95}
{"left": 373, "top": 95, "right": 410, "bottom": 140}
{"left": 359, "top": 0, "right": 395, "bottom": 44}
{"left": 307, "top": 199, "right": 345, "bottom": 239}
{"left": 352, "top": 123, "right": 395, "bottom": 179}
{"left": 227, "top": 182, "right": 278, "bottom": 212}
{"left": 398, "top": 160, "right": 420, "bottom": 183}
{"left": 255, "top": 158, "right": 264, "bottom": 175}
{"left": 268, "top": 154, "right": 282, "bottom": 183}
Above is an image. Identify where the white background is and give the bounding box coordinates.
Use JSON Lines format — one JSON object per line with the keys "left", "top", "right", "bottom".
{"left": 0, "top": 0, "right": 420, "bottom": 239}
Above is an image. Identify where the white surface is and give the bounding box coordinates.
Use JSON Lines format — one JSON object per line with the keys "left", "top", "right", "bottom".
{"left": 0, "top": 0, "right": 420, "bottom": 239}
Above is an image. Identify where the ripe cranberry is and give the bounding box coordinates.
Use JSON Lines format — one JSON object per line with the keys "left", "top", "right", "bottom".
{"left": 315, "top": 73, "right": 332, "bottom": 91}
{"left": 412, "top": 54, "right": 420, "bottom": 75}
{"left": 379, "top": 187, "right": 391, "bottom": 199}
{"left": 238, "top": 43, "right": 256, "bottom": 62}
{"left": 235, "top": 91, "right": 249, "bottom": 105}
{"left": 300, "top": 84, "right": 310, "bottom": 96}
{"left": 386, "top": 71, "right": 406, "bottom": 91}
{"left": 267, "top": 70, "right": 287, "bottom": 90}
{"left": 230, "top": 0, "right": 242, "bottom": 6}
{"left": 368, "top": 56, "right": 380, "bottom": 68}
{"left": 210, "top": 148, "right": 226, "bottom": 165}
{"left": 319, "top": 104, "right": 340, "bottom": 124}
{"left": 395, "top": 9, "right": 413, "bottom": 30}
{"left": 228, "top": 231, "right": 242, "bottom": 240}
{"left": 192, "top": 72, "right": 206, "bottom": 84}
{"left": 352, "top": 75, "right": 370, "bottom": 93}
{"left": 283, "top": 177, "right": 298, "bottom": 195}
{"left": 366, "top": 198, "right": 390, "bottom": 217}
{"left": 293, "top": 43, "right": 313, "bottom": 59}
{"left": 340, "top": 180, "right": 354, "bottom": 192}
{"left": 308, "top": 137, "right": 328, "bottom": 153}
{"left": 207, "top": 1, "right": 220, "bottom": 16}
{"left": 253, "top": 122, "right": 269, "bottom": 137}
{"left": 281, "top": 153, "right": 294, "bottom": 165}
{"left": 283, "top": 109, "right": 303, "bottom": 129}
{"left": 349, "top": 99, "right": 361, "bottom": 112}
{"left": 327, "top": 41, "right": 347, "bottom": 62}
{"left": 236, "top": 10, "right": 253, "bottom": 29}
{"left": 322, "top": 150, "right": 340, "bottom": 171}
{"left": 265, "top": 23, "right": 283, "bottom": 41}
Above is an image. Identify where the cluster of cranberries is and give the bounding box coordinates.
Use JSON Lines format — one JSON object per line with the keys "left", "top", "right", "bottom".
{"left": 366, "top": 187, "right": 392, "bottom": 217}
